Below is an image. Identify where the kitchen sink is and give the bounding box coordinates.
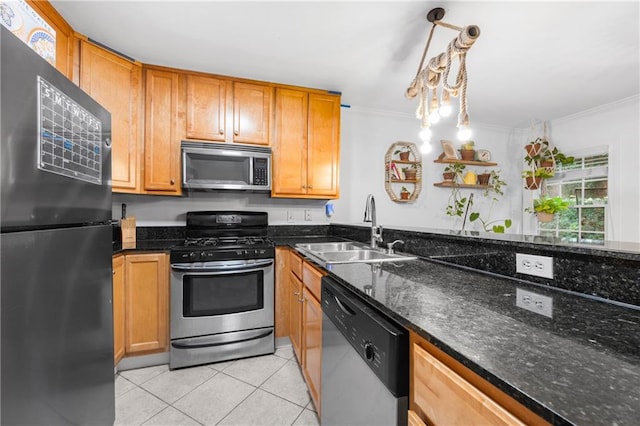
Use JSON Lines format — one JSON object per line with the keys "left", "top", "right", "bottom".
{"left": 295, "top": 241, "right": 418, "bottom": 264}
{"left": 295, "top": 242, "right": 368, "bottom": 252}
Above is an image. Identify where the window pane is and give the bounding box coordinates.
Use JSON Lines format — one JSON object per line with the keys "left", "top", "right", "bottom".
{"left": 559, "top": 231, "right": 579, "bottom": 241}
{"left": 557, "top": 208, "right": 578, "bottom": 230}
{"left": 581, "top": 207, "right": 605, "bottom": 231}
{"left": 583, "top": 179, "right": 608, "bottom": 204}
{"left": 580, "top": 232, "right": 605, "bottom": 243}
{"left": 561, "top": 181, "right": 581, "bottom": 204}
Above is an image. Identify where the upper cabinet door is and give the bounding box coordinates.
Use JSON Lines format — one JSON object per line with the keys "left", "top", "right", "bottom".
{"left": 80, "top": 40, "right": 142, "bottom": 193}
{"left": 307, "top": 93, "right": 340, "bottom": 198}
{"left": 272, "top": 88, "right": 308, "bottom": 196}
{"left": 144, "top": 69, "right": 181, "bottom": 194}
{"left": 186, "top": 75, "right": 229, "bottom": 142}
{"left": 232, "top": 82, "right": 272, "bottom": 146}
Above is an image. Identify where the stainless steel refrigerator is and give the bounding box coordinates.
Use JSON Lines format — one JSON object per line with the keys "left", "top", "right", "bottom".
{"left": 1, "top": 27, "right": 115, "bottom": 424}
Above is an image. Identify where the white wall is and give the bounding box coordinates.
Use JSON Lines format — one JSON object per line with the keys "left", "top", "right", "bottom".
{"left": 112, "top": 192, "right": 331, "bottom": 227}
{"left": 332, "top": 106, "right": 522, "bottom": 234}
{"left": 545, "top": 96, "right": 639, "bottom": 242}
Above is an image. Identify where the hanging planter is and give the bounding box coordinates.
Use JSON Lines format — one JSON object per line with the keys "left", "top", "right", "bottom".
{"left": 524, "top": 176, "right": 542, "bottom": 190}
{"left": 524, "top": 140, "right": 543, "bottom": 157}
{"left": 536, "top": 212, "right": 555, "bottom": 223}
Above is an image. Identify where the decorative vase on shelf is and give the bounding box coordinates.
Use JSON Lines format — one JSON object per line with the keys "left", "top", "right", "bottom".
{"left": 477, "top": 173, "right": 491, "bottom": 185}
{"left": 442, "top": 171, "right": 456, "bottom": 182}
{"left": 536, "top": 212, "right": 555, "bottom": 223}
{"left": 399, "top": 152, "right": 410, "bottom": 161}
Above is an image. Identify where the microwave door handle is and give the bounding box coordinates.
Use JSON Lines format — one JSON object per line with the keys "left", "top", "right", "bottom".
{"left": 249, "top": 156, "right": 254, "bottom": 185}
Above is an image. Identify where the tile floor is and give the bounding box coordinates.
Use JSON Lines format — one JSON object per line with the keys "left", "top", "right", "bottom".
{"left": 115, "top": 346, "right": 319, "bottom": 426}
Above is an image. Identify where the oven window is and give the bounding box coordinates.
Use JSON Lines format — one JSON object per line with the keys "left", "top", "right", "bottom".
{"left": 184, "top": 152, "right": 250, "bottom": 185}
{"left": 183, "top": 271, "right": 264, "bottom": 317}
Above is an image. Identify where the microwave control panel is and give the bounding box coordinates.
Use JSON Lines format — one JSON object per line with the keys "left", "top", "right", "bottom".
{"left": 253, "top": 158, "right": 269, "bottom": 186}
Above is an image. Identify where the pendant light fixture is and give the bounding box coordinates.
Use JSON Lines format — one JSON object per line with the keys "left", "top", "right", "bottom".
{"left": 406, "top": 8, "right": 481, "bottom": 153}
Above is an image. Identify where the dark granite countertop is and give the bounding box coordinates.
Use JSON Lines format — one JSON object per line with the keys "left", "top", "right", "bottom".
{"left": 284, "top": 241, "right": 640, "bottom": 425}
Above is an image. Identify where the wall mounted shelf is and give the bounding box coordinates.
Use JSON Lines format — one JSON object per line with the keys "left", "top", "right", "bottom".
{"left": 433, "top": 182, "right": 490, "bottom": 189}
{"left": 384, "top": 142, "right": 422, "bottom": 202}
{"left": 433, "top": 152, "right": 497, "bottom": 166}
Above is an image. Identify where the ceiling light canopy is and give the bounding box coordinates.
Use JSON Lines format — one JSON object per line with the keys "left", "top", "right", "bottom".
{"left": 406, "top": 8, "right": 481, "bottom": 151}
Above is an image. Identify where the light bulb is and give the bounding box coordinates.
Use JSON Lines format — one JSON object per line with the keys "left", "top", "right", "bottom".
{"left": 421, "top": 140, "right": 432, "bottom": 154}
{"left": 439, "top": 103, "right": 453, "bottom": 117}
{"left": 419, "top": 127, "right": 432, "bottom": 143}
{"left": 428, "top": 110, "right": 440, "bottom": 124}
{"left": 456, "top": 125, "right": 472, "bottom": 141}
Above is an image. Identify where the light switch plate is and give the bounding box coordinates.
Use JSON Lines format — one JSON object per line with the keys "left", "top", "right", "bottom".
{"left": 287, "top": 211, "right": 295, "bottom": 223}
{"left": 516, "top": 253, "right": 554, "bottom": 279}
{"left": 305, "top": 209, "right": 312, "bottom": 221}
{"left": 516, "top": 288, "right": 553, "bottom": 318}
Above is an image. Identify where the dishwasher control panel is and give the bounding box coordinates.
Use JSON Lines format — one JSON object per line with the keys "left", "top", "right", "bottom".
{"left": 321, "top": 277, "right": 408, "bottom": 397}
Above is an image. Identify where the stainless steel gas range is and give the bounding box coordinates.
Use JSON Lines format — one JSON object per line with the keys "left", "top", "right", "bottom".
{"left": 169, "top": 211, "right": 275, "bottom": 369}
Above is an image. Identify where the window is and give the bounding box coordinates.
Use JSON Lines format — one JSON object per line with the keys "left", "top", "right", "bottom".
{"left": 540, "top": 153, "right": 608, "bottom": 244}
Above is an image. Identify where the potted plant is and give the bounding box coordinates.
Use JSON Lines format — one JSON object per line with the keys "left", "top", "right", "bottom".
{"left": 522, "top": 168, "right": 554, "bottom": 190}
{"left": 477, "top": 171, "right": 491, "bottom": 185}
{"left": 394, "top": 147, "right": 411, "bottom": 161}
{"left": 443, "top": 163, "right": 465, "bottom": 183}
{"left": 403, "top": 166, "right": 417, "bottom": 181}
{"left": 539, "top": 146, "right": 575, "bottom": 168}
{"left": 400, "top": 186, "right": 411, "bottom": 200}
{"left": 526, "top": 196, "right": 570, "bottom": 222}
{"left": 524, "top": 137, "right": 546, "bottom": 159}
{"left": 459, "top": 140, "right": 475, "bottom": 161}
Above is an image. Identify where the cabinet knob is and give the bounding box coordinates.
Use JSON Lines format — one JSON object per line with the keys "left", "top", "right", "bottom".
{"left": 219, "top": 128, "right": 224, "bottom": 135}
{"left": 170, "top": 179, "right": 175, "bottom": 185}
{"left": 308, "top": 185, "right": 313, "bottom": 189}
{"left": 293, "top": 291, "right": 300, "bottom": 296}
{"left": 112, "top": 269, "right": 116, "bottom": 275}
{"left": 234, "top": 130, "right": 239, "bottom": 136}
{"left": 302, "top": 185, "right": 306, "bottom": 189}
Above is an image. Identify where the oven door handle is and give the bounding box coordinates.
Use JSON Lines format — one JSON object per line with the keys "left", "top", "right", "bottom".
{"left": 171, "top": 259, "right": 274, "bottom": 272}
{"left": 171, "top": 329, "right": 274, "bottom": 349}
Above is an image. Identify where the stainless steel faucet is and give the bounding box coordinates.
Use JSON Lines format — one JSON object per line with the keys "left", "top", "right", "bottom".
{"left": 386, "top": 240, "right": 405, "bottom": 254}
{"left": 363, "top": 194, "right": 383, "bottom": 248}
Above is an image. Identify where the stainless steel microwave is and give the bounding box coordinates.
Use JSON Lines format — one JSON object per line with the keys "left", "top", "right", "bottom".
{"left": 181, "top": 141, "right": 271, "bottom": 191}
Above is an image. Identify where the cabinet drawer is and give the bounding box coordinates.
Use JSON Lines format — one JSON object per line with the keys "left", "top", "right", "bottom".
{"left": 413, "top": 343, "right": 525, "bottom": 426}
{"left": 290, "top": 251, "right": 303, "bottom": 280}
{"left": 302, "top": 261, "right": 323, "bottom": 301}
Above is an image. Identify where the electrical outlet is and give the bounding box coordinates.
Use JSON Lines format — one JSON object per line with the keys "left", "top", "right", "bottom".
{"left": 516, "top": 288, "right": 553, "bottom": 318}
{"left": 304, "top": 209, "right": 312, "bottom": 221}
{"left": 287, "top": 211, "right": 294, "bottom": 223}
{"left": 515, "top": 253, "right": 554, "bottom": 279}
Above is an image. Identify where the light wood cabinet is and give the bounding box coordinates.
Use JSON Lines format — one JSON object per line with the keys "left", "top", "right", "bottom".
{"left": 124, "top": 253, "right": 169, "bottom": 355}
{"left": 232, "top": 82, "right": 272, "bottom": 145}
{"left": 144, "top": 68, "right": 183, "bottom": 195}
{"left": 289, "top": 270, "right": 303, "bottom": 362}
{"left": 275, "top": 247, "right": 290, "bottom": 338}
{"left": 26, "top": 0, "right": 75, "bottom": 79}
{"left": 80, "top": 40, "right": 142, "bottom": 193}
{"left": 302, "top": 286, "right": 322, "bottom": 413}
{"left": 186, "top": 74, "right": 229, "bottom": 142}
{"left": 272, "top": 89, "right": 340, "bottom": 198}
{"left": 410, "top": 332, "right": 547, "bottom": 426}
{"left": 112, "top": 254, "right": 125, "bottom": 364}
{"left": 185, "top": 77, "right": 271, "bottom": 146}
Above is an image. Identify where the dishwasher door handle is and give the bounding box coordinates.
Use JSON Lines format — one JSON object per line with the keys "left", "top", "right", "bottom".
{"left": 334, "top": 295, "right": 356, "bottom": 316}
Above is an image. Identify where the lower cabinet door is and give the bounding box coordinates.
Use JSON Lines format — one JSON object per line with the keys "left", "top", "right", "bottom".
{"left": 124, "top": 253, "right": 169, "bottom": 355}
{"left": 289, "top": 272, "right": 303, "bottom": 362}
{"left": 302, "top": 287, "right": 322, "bottom": 413}
{"left": 112, "top": 254, "right": 125, "bottom": 364}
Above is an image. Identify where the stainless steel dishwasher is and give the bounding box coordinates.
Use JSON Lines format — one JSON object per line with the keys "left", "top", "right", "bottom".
{"left": 321, "top": 276, "right": 408, "bottom": 425}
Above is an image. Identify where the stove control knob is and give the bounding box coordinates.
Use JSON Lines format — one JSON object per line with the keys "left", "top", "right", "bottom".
{"left": 201, "top": 251, "right": 207, "bottom": 258}
{"left": 189, "top": 252, "right": 197, "bottom": 260}
{"left": 364, "top": 341, "right": 374, "bottom": 362}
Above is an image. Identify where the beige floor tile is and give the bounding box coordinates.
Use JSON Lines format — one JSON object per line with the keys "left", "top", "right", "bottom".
{"left": 305, "top": 400, "right": 317, "bottom": 413}
{"left": 292, "top": 409, "right": 320, "bottom": 426}
{"left": 274, "top": 346, "right": 294, "bottom": 360}
{"left": 114, "top": 386, "right": 167, "bottom": 426}
{"left": 173, "top": 373, "right": 255, "bottom": 425}
{"left": 141, "top": 365, "right": 216, "bottom": 403}
{"left": 115, "top": 374, "right": 136, "bottom": 398}
{"left": 222, "top": 354, "right": 286, "bottom": 387}
{"left": 218, "top": 389, "right": 303, "bottom": 426}
{"left": 119, "top": 364, "right": 169, "bottom": 385}
{"left": 142, "top": 406, "right": 201, "bottom": 426}
{"left": 205, "top": 359, "right": 236, "bottom": 372}
{"left": 261, "top": 360, "right": 310, "bottom": 407}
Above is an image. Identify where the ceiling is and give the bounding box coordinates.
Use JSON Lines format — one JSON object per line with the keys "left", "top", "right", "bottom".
{"left": 51, "top": 1, "right": 640, "bottom": 128}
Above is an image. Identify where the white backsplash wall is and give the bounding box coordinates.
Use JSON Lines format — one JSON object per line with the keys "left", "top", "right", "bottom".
{"left": 332, "top": 106, "right": 521, "bottom": 234}
{"left": 112, "top": 192, "right": 331, "bottom": 227}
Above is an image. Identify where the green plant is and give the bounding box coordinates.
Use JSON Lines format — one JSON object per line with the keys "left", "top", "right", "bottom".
{"left": 540, "top": 146, "right": 575, "bottom": 166}
{"left": 521, "top": 168, "right": 555, "bottom": 179}
{"left": 400, "top": 186, "right": 410, "bottom": 194}
{"left": 443, "top": 162, "right": 466, "bottom": 175}
{"left": 526, "top": 196, "right": 570, "bottom": 214}
{"left": 468, "top": 169, "right": 512, "bottom": 233}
